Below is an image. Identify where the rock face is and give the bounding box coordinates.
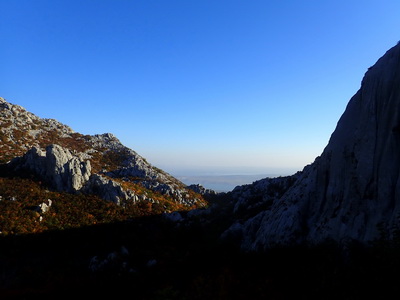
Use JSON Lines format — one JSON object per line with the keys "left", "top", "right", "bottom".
{"left": 83, "top": 174, "right": 136, "bottom": 205}
{"left": 228, "top": 42, "right": 400, "bottom": 250}
{"left": 230, "top": 174, "right": 300, "bottom": 215}
{"left": 10, "top": 144, "right": 91, "bottom": 193}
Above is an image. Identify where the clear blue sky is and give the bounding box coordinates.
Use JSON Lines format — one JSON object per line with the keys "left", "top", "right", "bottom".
{"left": 1, "top": 0, "right": 400, "bottom": 176}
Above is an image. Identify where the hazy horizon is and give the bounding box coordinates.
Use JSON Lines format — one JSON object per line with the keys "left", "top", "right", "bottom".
{"left": 165, "top": 165, "right": 299, "bottom": 176}
{"left": 176, "top": 174, "right": 291, "bottom": 193}
{"left": 168, "top": 166, "right": 299, "bottom": 192}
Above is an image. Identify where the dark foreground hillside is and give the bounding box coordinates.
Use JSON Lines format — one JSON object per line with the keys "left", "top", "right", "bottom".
{"left": 1, "top": 212, "right": 400, "bottom": 299}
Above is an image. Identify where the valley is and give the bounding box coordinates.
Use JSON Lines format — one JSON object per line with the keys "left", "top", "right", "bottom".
{"left": 2, "top": 41, "right": 400, "bottom": 298}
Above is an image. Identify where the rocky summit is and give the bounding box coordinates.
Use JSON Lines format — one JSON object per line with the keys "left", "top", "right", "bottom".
{"left": 224, "top": 42, "right": 400, "bottom": 250}
{"left": 0, "top": 97, "right": 206, "bottom": 209}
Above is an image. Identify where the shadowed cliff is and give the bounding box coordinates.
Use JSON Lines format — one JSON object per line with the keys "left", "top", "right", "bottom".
{"left": 226, "top": 43, "right": 400, "bottom": 249}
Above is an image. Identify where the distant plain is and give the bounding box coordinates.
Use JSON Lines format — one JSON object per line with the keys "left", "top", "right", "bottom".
{"left": 177, "top": 174, "right": 282, "bottom": 192}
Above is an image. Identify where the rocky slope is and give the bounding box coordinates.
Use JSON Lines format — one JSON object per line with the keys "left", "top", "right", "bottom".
{"left": 0, "top": 97, "right": 206, "bottom": 209}
{"left": 224, "top": 42, "right": 400, "bottom": 250}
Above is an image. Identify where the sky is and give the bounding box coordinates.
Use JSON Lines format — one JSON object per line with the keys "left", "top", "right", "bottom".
{"left": 1, "top": 0, "right": 400, "bottom": 177}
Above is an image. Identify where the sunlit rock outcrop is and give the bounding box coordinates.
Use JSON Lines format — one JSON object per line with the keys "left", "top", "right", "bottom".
{"left": 83, "top": 174, "right": 135, "bottom": 205}
{"left": 10, "top": 144, "right": 91, "bottom": 193}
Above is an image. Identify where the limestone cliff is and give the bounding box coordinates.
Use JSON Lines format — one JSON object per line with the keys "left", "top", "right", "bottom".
{"left": 10, "top": 144, "right": 91, "bottom": 193}
{"left": 227, "top": 42, "right": 400, "bottom": 250}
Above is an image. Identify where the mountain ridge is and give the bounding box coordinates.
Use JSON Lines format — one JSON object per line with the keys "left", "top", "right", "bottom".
{"left": 0, "top": 97, "right": 207, "bottom": 235}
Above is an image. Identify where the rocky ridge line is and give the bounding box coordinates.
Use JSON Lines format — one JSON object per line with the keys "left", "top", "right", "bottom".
{"left": 0, "top": 97, "right": 206, "bottom": 209}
